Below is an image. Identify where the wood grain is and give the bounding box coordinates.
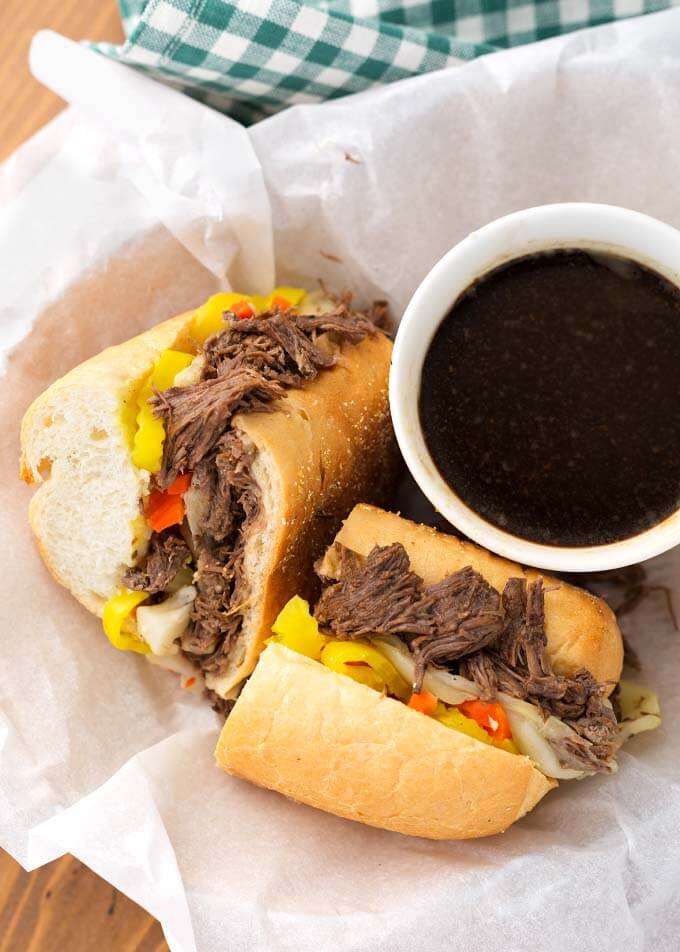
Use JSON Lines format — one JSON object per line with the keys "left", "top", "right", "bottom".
{"left": 0, "top": 852, "right": 168, "bottom": 952}
{"left": 0, "top": 0, "right": 124, "bottom": 162}
{"left": 1, "top": 7, "right": 169, "bottom": 950}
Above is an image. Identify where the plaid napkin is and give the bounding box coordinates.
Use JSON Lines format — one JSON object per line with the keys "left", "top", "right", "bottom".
{"left": 95, "top": 0, "right": 676, "bottom": 122}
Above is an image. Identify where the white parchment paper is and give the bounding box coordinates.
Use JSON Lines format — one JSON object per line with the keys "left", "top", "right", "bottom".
{"left": 2, "top": 16, "right": 680, "bottom": 951}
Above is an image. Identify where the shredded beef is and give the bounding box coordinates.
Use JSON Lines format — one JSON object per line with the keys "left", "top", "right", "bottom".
{"left": 526, "top": 669, "right": 597, "bottom": 718}
{"left": 498, "top": 578, "right": 550, "bottom": 678}
{"left": 482, "top": 652, "right": 528, "bottom": 698}
{"left": 315, "top": 543, "right": 503, "bottom": 692}
{"left": 122, "top": 532, "right": 190, "bottom": 594}
{"left": 315, "top": 544, "right": 431, "bottom": 638}
{"left": 315, "top": 543, "right": 619, "bottom": 773}
{"left": 552, "top": 731, "right": 616, "bottom": 773}
{"left": 202, "top": 431, "right": 258, "bottom": 544}
{"left": 181, "top": 434, "right": 261, "bottom": 668}
{"left": 153, "top": 368, "right": 285, "bottom": 487}
{"left": 549, "top": 674, "right": 618, "bottom": 772}
{"left": 230, "top": 314, "right": 336, "bottom": 378}
{"left": 459, "top": 651, "right": 498, "bottom": 701}
{"left": 497, "top": 578, "right": 526, "bottom": 668}
{"left": 293, "top": 309, "right": 377, "bottom": 344}
{"left": 153, "top": 303, "right": 379, "bottom": 489}
{"left": 492, "top": 578, "right": 618, "bottom": 771}
{"left": 145, "top": 300, "right": 379, "bottom": 681}
{"left": 181, "top": 548, "right": 231, "bottom": 657}
{"left": 208, "top": 692, "right": 236, "bottom": 717}
{"left": 494, "top": 582, "right": 612, "bottom": 717}
{"left": 410, "top": 569, "right": 504, "bottom": 689}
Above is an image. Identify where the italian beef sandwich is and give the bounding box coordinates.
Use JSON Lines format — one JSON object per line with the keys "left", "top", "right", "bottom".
{"left": 20, "top": 288, "right": 397, "bottom": 706}
{"left": 217, "top": 505, "right": 661, "bottom": 839}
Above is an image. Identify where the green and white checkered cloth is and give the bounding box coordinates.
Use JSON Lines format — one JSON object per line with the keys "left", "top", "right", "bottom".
{"left": 97, "top": 0, "right": 677, "bottom": 122}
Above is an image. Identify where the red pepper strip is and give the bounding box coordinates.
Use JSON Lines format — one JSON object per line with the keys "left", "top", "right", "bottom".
{"left": 231, "top": 299, "right": 255, "bottom": 320}
{"left": 408, "top": 691, "right": 438, "bottom": 715}
{"left": 166, "top": 472, "right": 192, "bottom": 495}
{"left": 457, "top": 699, "right": 512, "bottom": 742}
{"left": 270, "top": 294, "right": 293, "bottom": 311}
{"left": 146, "top": 489, "right": 185, "bottom": 532}
{"left": 145, "top": 472, "right": 192, "bottom": 532}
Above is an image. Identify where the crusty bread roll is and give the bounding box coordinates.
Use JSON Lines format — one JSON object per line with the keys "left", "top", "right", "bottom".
{"left": 216, "top": 642, "right": 556, "bottom": 839}
{"left": 20, "top": 307, "right": 396, "bottom": 694}
{"left": 216, "top": 505, "right": 624, "bottom": 839}
{"left": 319, "top": 505, "right": 623, "bottom": 687}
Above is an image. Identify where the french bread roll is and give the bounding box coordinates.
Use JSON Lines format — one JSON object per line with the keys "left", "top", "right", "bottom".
{"left": 216, "top": 642, "right": 556, "bottom": 839}
{"left": 20, "top": 304, "right": 397, "bottom": 694}
{"left": 216, "top": 505, "right": 624, "bottom": 839}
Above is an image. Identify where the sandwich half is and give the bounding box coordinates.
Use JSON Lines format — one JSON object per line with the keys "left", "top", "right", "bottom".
{"left": 20, "top": 290, "right": 397, "bottom": 704}
{"left": 216, "top": 505, "right": 660, "bottom": 839}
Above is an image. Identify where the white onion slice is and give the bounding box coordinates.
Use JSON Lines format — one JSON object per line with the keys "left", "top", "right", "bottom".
{"left": 137, "top": 584, "right": 195, "bottom": 656}
{"left": 617, "top": 680, "right": 661, "bottom": 744}
{"left": 374, "top": 635, "right": 478, "bottom": 704}
{"left": 619, "top": 714, "right": 661, "bottom": 744}
{"left": 173, "top": 355, "right": 205, "bottom": 387}
{"left": 501, "top": 705, "right": 586, "bottom": 780}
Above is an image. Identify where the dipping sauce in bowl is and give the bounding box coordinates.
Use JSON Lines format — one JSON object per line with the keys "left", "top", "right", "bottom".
{"left": 418, "top": 249, "right": 680, "bottom": 547}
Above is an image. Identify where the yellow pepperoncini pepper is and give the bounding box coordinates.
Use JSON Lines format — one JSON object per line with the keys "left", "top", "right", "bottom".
{"left": 131, "top": 349, "right": 194, "bottom": 473}
{"left": 435, "top": 704, "right": 519, "bottom": 754}
{"left": 320, "top": 641, "right": 411, "bottom": 701}
{"left": 270, "top": 595, "right": 330, "bottom": 660}
{"left": 191, "top": 287, "right": 306, "bottom": 343}
{"left": 102, "top": 590, "right": 151, "bottom": 654}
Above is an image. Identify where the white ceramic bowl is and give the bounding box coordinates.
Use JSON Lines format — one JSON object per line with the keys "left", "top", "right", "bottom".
{"left": 390, "top": 203, "right": 680, "bottom": 572}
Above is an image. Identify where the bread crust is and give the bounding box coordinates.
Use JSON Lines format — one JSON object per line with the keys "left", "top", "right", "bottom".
{"left": 321, "top": 505, "right": 623, "bottom": 687}
{"left": 215, "top": 332, "right": 396, "bottom": 691}
{"left": 216, "top": 643, "right": 556, "bottom": 840}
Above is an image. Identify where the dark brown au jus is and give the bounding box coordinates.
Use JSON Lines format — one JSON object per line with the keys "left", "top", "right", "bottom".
{"left": 419, "top": 249, "right": 680, "bottom": 546}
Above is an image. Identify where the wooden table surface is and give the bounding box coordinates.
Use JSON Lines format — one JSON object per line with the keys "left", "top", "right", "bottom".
{"left": 0, "top": 0, "right": 123, "bottom": 161}
{"left": 0, "top": 2, "right": 169, "bottom": 948}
